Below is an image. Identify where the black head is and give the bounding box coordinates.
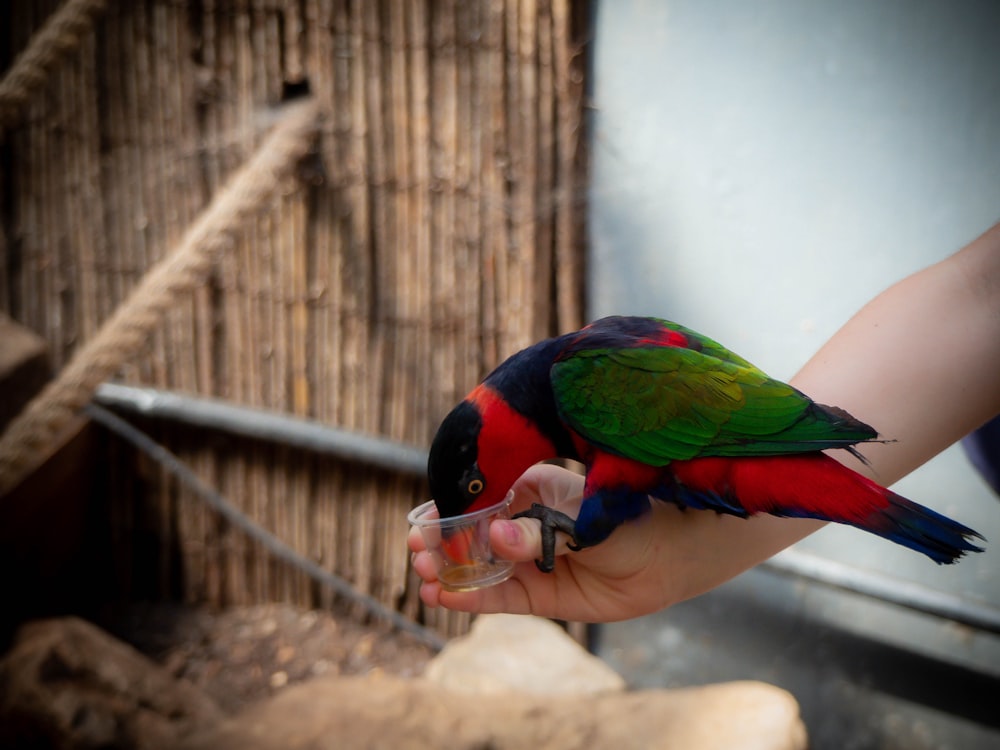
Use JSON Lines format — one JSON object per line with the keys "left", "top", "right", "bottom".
{"left": 427, "top": 400, "right": 488, "bottom": 518}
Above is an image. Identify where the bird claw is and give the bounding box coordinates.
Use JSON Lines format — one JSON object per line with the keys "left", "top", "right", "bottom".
{"left": 512, "top": 503, "right": 581, "bottom": 574}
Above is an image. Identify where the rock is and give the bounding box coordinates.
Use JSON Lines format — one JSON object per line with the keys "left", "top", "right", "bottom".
{"left": 0, "top": 617, "right": 224, "bottom": 750}
{"left": 179, "top": 672, "right": 808, "bottom": 750}
{"left": 424, "top": 614, "right": 626, "bottom": 695}
{"left": 0, "top": 612, "right": 808, "bottom": 749}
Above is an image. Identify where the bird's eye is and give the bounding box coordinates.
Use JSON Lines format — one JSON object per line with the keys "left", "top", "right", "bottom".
{"left": 467, "top": 478, "right": 484, "bottom": 495}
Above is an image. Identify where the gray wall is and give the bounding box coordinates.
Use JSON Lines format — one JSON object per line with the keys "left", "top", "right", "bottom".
{"left": 589, "top": 0, "right": 1000, "bottom": 670}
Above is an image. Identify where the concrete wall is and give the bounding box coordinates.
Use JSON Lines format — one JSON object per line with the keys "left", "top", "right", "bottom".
{"left": 588, "top": 0, "right": 1000, "bottom": 665}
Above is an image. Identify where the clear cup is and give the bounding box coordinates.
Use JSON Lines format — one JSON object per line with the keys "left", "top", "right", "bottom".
{"left": 407, "top": 490, "right": 515, "bottom": 592}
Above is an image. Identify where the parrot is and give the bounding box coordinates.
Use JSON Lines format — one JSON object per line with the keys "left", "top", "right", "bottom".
{"left": 427, "top": 315, "right": 984, "bottom": 573}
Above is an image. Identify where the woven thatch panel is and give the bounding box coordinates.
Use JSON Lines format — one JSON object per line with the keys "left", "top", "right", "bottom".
{"left": 0, "top": 0, "right": 588, "bottom": 636}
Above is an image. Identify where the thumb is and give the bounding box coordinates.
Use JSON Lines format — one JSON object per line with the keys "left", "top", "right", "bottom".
{"left": 489, "top": 517, "right": 572, "bottom": 562}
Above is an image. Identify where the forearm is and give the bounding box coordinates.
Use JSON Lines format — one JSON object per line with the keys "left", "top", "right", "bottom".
{"left": 790, "top": 222, "right": 1000, "bottom": 484}
{"left": 670, "top": 222, "right": 1000, "bottom": 605}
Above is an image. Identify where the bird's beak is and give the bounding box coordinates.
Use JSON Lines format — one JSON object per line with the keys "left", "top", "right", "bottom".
{"left": 440, "top": 525, "right": 476, "bottom": 567}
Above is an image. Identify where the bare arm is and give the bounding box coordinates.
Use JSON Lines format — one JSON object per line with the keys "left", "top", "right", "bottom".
{"left": 410, "top": 222, "right": 1000, "bottom": 621}
{"left": 791, "top": 221, "right": 1000, "bottom": 485}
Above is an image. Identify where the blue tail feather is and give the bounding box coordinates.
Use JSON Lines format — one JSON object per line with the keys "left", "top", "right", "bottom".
{"left": 870, "top": 492, "right": 985, "bottom": 564}
{"left": 766, "top": 492, "right": 984, "bottom": 565}
{"left": 659, "top": 479, "right": 984, "bottom": 565}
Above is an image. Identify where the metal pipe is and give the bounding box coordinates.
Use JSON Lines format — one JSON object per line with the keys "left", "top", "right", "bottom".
{"left": 84, "top": 401, "right": 446, "bottom": 651}
{"left": 93, "top": 382, "right": 429, "bottom": 477}
{"left": 763, "top": 548, "right": 1000, "bottom": 635}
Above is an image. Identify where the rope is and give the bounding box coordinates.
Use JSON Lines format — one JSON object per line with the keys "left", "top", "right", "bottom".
{"left": 84, "top": 402, "right": 447, "bottom": 652}
{"left": 0, "top": 0, "right": 109, "bottom": 133}
{"left": 0, "top": 98, "right": 321, "bottom": 496}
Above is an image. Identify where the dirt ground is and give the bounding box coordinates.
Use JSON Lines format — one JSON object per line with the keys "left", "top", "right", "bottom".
{"left": 99, "top": 602, "right": 437, "bottom": 715}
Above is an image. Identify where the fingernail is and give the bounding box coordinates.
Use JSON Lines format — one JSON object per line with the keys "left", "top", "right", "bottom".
{"left": 498, "top": 520, "right": 520, "bottom": 546}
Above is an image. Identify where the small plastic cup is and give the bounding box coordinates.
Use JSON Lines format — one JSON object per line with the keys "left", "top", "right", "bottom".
{"left": 407, "top": 490, "right": 515, "bottom": 592}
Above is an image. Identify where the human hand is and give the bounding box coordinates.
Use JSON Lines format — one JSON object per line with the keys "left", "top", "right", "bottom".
{"left": 410, "top": 462, "right": 824, "bottom": 623}
{"left": 409, "top": 463, "right": 658, "bottom": 621}
{"left": 410, "top": 462, "right": 809, "bottom": 622}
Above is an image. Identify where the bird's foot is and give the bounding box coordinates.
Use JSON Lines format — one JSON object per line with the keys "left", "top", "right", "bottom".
{"left": 512, "top": 503, "right": 582, "bottom": 573}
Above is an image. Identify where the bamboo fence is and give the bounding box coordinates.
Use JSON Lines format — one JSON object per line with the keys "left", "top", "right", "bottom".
{"left": 0, "top": 0, "right": 589, "bottom": 638}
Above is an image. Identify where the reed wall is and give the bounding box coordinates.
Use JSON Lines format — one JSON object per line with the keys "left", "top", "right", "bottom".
{"left": 0, "top": 0, "right": 589, "bottom": 636}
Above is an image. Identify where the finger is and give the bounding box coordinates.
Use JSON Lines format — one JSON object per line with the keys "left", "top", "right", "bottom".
{"left": 488, "top": 516, "right": 575, "bottom": 563}
{"left": 407, "top": 524, "right": 427, "bottom": 554}
{"left": 418, "top": 579, "right": 444, "bottom": 608}
{"left": 513, "top": 463, "right": 585, "bottom": 512}
{"left": 411, "top": 550, "right": 439, "bottom": 582}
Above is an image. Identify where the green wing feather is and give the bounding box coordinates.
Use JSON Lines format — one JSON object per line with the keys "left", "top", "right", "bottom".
{"left": 551, "top": 319, "right": 876, "bottom": 465}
